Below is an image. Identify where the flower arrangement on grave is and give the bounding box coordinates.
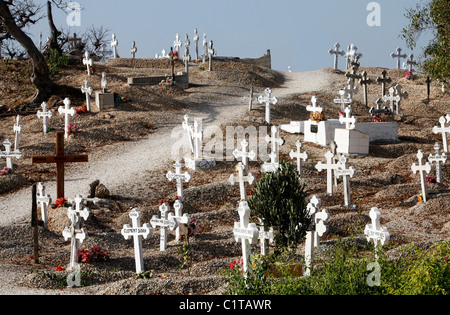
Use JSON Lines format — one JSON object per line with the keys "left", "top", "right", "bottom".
{"left": 406, "top": 70, "right": 415, "bottom": 80}
{"left": 54, "top": 198, "right": 68, "bottom": 208}
{"left": 77, "top": 246, "right": 109, "bottom": 263}
{"left": 114, "top": 93, "right": 129, "bottom": 103}
{"left": 67, "top": 124, "right": 78, "bottom": 137}
{"left": 159, "top": 77, "right": 173, "bottom": 87}
{"left": 339, "top": 110, "right": 345, "bottom": 117}
{"left": 374, "top": 116, "right": 388, "bottom": 123}
{"left": 86, "top": 66, "right": 96, "bottom": 75}
{"left": 310, "top": 111, "right": 325, "bottom": 123}
{"left": 135, "top": 270, "right": 168, "bottom": 280}
{"left": 159, "top": 195, "right": 179, "bottom": 208}
{"left": 0, "top": 167, "right": 11, "bottom": 176}
{"left": 426, "top": 176, "right": 437, "bottom": 184}
{"left": 227, "top": 253, "right": 267, "bottom": 281}
{"left": 75, "top": 105, "right": 88, "bottom": 115}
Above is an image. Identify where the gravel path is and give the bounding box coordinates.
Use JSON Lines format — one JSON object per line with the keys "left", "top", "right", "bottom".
{"left": 0, "top": 69, "right": 338, "bottom": 294}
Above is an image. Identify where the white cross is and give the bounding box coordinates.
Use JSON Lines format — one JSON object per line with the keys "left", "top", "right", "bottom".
{"left": 404, "top": 54, "right": 417, "bottom": 71}
{"left": 172, "top": 200, "right": 191, "bottom": 242}
{"left": 364, "top": 208, "right": 390, "bottom": 260}
{"left": 184, "top": 34, "right": 191, "bottom": 61}
{"left": 328, "top": 43, "right": 345, "bottom": 70}
{"left": 391, "top": 47, "right": 407, "bottom": 70}
{"left": 258, "top": 88, "right": 278, "bottom": 125}
{"left": 393, "top": 84, "right": 408, "bottom": 115}
{"left": 121, "top": 208, "right": 152, "bottom": 274}
{"left": 190, "top": 120, "right": 203, "bottom": 159}
{"left": 130, "top": 41, "right": 137, "bottom": 59}
{"left": 346, "top": 44, "right": 362, "bottom": 67}
{"left": 0, "top": 139, "right": 22, "bottom": 172}
{"left": 68, "top": 195, "right": 90, "bottom": 222}
{"left": 335, "top": 155, "right": 356, "bottom": 206}
{"left": 166, "top": 160, "right": 192, "bottom": 202}
{"left": 229, "top": 162, "right": 255, "bottom": 201}
{"left": 83, "top": 51, "right": 92, "bottom": 75}
{"left": 232, "top": 139, "right": 257, "bottom": 172}
{"left": 182, "top": 115, "right": 195, "bottom": 154}
{"left": 306, "top": 96, "right": 323, "bottom": 116}
{"left": 111, "top": 33, "right": 119, "bottom": 59}
{"left": 432, "top": 116, "right": 450, "bottom": 153}
{"left": 174, "top": 33, "right": 182, "bottom": 52}
{"left": 58, "top": 98, "right": 76, "bottom": 139}
{"left": 382, "top": 87, "right": 401, "bottom": 118}
{"left": 36, "top": 182, "right": 51, "bottom": 229}
{"left": 334, "top": 89, "right": 353, "bottom": 112}
{"left": 150, "top": 203, "right": 178, "bottom": 251}
{"left": 13, "top": 115, "right": 22, "bottom": 151}
{"left": 262, "top": 126, "right": 284, "bottom": 172}
{"left": 81, "top": 79, "right": 93, "bottom": 112}
{"left": 202, "top": 33, "right": 208, "bottom": 63}
{"left": 193, "top": 28, "right": 199, "bottom": 60}
{"left": 257, "top": 219, "right": 274, "bottom": 256}
{"left": 315, "top": 151, "right": 341, "bottom": 195}
{"left": 101, "top": 72, "right": 108, "bottom": 93}
{"left": 411, "top": 150, "right": 432, "bottom": 202}
{"left": 208, "top": 40, "right": 214, "bottom": 71}
{"left": 289, "top": 140, "right": 309, "bottom": 177}
{"left": 37, "top": 102, "right": 53, "bottom": 134}
{"left": 339, "top": 107, "right": 356, "bottom": 130}
{"left": 428, "top": 142, "right": 447, "bottom": 184}
{"left": 233, "top": 201, "right": 259, "bottom": 274}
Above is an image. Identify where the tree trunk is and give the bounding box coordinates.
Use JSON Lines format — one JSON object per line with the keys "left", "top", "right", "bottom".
{"left": 47, "top": 0, "right": 61, "bottom": 54}
{"left": 0, "top": 1, "right": 53, "bottom": 104}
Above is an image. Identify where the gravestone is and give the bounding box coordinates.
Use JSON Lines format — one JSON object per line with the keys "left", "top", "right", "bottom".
{"left": 150, "top": 203, "right": 178, "bottom": 251}
{"left": 233, "top": 201, "right": 259, "bottom": 274}
{"left": 81, "top": 79, "right": 93, "bottom": 112}
{"left": 37, "top": 102, "right": 53, "bottom": 134}
{"left": 376, "top": 70, "right": 392, "bottom": 96}
{"left": 121, "top": 208, "right": 152, "bottom": 274}
{"left": 229, "top": 162, "right": 255, "bottom": 201}
{"left": 394, "top": 84, "right": 408, "bottom": 115}
{"left": 261, "top": 126, "right": 284, "bottom": 173}
{"left": 364, "top": 208, "right": 390, "bottom": 260}
{"left": 258, "top": 88, "right": 278, "bottom": 125}
{"left": 0, "top": 139, "right": 22, "bottom": 172}
{"left": 166, "top": 160, "right": 192, "bottom": 202}
{"left": 315, "top": 151, "right": 340, "bottom": 195}
{"left": 411, "top": 150, "right": 432, "bottom": 202}
{"left": 83, "top": 51, "right": 92, "bottom": 76}
{"left": 335, "top": 155, "right": 356, "bottom": 206}
{"left": 390, "top": 47, "right": 407, "bottom": 70}
{"left": 432, "top": 116, "right": 450, "bottom": 153}
{"left": 172, "top": 200, "right": 191, "bottom": 242}
{"left": 383, "top": 87, "right": 401, "bottom": 119}
{"left": 428, "top": 142, "right": 447, "bottom": 184}
{"left": 58, "top": 98, "right": 76, "bottom": 139}
{"left": 37, "top": 182, "right": 51, "bottom": 229}
{"left": 95, "top": 72, "right": 115, "bottom": 111}
{"left": 13, "top": 115, "right": 22, "bottom": 151}
{"left": 289, "top": 140, "right": 309, "bottom": 177}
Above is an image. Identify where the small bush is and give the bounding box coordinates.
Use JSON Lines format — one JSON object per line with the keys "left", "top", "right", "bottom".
{"left": 46, "top": 49, "right": 69, "bottom": 76}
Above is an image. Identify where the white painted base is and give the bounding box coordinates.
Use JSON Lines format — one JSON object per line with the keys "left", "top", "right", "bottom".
{"left": 334, "top": 128, "right": 370, "bottom": 155}
{"left": 304, "top": 119, "right": 344, "bottom": 147}
{"left": 280, "top": 121, "right": 304, "bottom": 134}
{"left": 354, "top": 122, "right": 398, "bottom": 142}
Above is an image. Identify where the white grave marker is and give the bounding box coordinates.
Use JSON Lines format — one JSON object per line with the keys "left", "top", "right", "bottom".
{"left": 37, "top": 182, "right": 51, "bottom": 229}
{"left": 150, "top": 203, "right": 178, "bottom": 251}
{"left": 404, "top": 54, "right": 417, "bottom": 71}
{"left": 432, "top": 116, "right": 450, "bottom": 153}
{"left": 258, "top": 88, "right": 278, "bottom": 125}
{"left": 411, "top": 150, "right": 432, "bottom": 202}
{"left": 335, "top": 155, "right": 356, "bottom": 206}
{"left": 261, "top": 126, "right": 284, "bottom": 173}
{"left": 174, "top": 33, "right": 182, "bottom": 52}
{"left": 13, "top": 115, "right": 22, "bottom": 151}
{"left": 182, "top": 115, "right": 195, "bottom": 154}
{"left": 37, "top": 102, "right": 53, "bottom": 134}
{"left": 111, "top": 33, "right": 119, "bottom": 59}
{"left": 58, "top": 98, "right": 76, "bottom": 139}
{"left": 289, "top": 140, "right": 309, "bottom": 177}
{"left": 339, "top": 107, "right": 356, "bottom": 130}
{"left": 130, "top": 41, "right": 138, "bottom": 59}
{"left": 81, "top": 79, "right": 93, "bottom": 112}
{"left": 232, "top": 139, "right": 256, "bottom": 173}
{"left": 306, "top": 96, "right": 323, "bottom": 117}
{"left": 229, "top": 162, "right": 255, "bottom": 201}
{"left": 0, "top": 139, "right": 22, "bottom": 172}
{"left": 83, "top": 51, "right": 93, "bottom": 75}
{"left": 364, "top": 207, "right": 390, "bottom": 260}
{"left": 258, "top": 219, "right": 274, "bottom": 256}
{"left": 315, "top": 151, "right": 340, "bottom": 195}
{"left": 334, "top": 89, "right": 353, "bottom": 112}
{"left": 328, "top": 43, "right": 345, "bottom": 71}
{"left": 383, "top": 87, "right": 401, "bottom": 118}
{"left": 390, "top": 47, "right": 407, "bottom": 70}
{"left": 194, "top": 28, "right": 199, "bottom": 60}
{"left": 166, "top": 160, "right": 192, "bottom": 202}
{"left": 172, "top": 200, "right": 191, "bottom": 242}
{"left": 428, "top": 142, "right": 447, "bottom": 184}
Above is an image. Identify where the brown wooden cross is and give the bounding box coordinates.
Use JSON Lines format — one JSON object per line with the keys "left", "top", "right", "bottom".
{"left": 376, "top": 70, "right": 392, "bottom": 96}
{"left": 32, "top": 132, "right": 88, "bottom": 200}
{"left": 68, "top": 33, "right": 82, "bottom": 50}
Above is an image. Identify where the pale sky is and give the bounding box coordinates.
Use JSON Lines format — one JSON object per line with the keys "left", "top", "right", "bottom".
{"left": 32, "top": 0, "right": 431, "bottom": 72}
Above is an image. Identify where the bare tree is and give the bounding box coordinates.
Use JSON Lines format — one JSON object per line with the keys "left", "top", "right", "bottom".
{"left": 86, "top": 25, "right": 110, "bottom": 53}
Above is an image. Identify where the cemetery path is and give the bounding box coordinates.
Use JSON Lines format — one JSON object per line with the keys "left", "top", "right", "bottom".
{"left": 0, "top": 69, "right": 338, "bottom": 294}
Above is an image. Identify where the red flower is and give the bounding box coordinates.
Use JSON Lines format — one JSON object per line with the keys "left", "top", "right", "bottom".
{"left": 56, "top": 265, "right": 64, "bottom": 272}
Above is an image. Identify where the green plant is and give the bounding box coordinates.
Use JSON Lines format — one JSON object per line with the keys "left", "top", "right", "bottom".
{"left": 248, "top": 161, "right": 311, "bottom": 254}
{"left": 46, "top": 49, "right": 69, "bottom": 76}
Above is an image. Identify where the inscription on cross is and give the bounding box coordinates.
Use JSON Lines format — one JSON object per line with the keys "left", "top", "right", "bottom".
{"left": 150, "top": 203, "right": 178, "bottom": 251}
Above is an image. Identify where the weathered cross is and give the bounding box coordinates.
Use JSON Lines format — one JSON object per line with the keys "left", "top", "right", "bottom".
{"left": 166, "top": 160, "right": 192, "bottom": 202}
{"left": 174, "top": 33, "right": 182, "bottom": 52}
{"left": 229, "top": 162, "right": 255, "bottom": 201}
{"left": 289, "top": 140, "right": 309, "bottom": 177}
{"left": 130, "top": 41, "right": 138, "bottom": 59}
{"left": 150, "top": 203, "right": 178, "bottom": 251}
{"left": 58, "top": 98, "right": 76, "bottom": 139}
{"left": 111, "top": 33, "right": 119, "bottom": 59}
{"left": 36, "top": 182, "right": 51, "bottom": 229}
{"left": 233, "top": 201, "right": 259, "bottom": 274}
{"left": 432, "top": 116, "right": 450, "bottom": 153}
{"left": 335, "top": 155, "right": 356, "bottom": 206}
{"left": 257, "top": 219, "right": 274, "bottom": 256}
{"left": 32, "top": 132, "right": 88, "bottom": 200}
{"left": 404, "top": 54, "right": 417, "bottom": 72}
{"left": 13, "top": 115, "right": 22, "bottom": 151}
{"left": 262, "top": 126, "right": 284, "bottom": 173}
{"left": 358, "top": 71, "right": 373, "bottom": 107}
{"left": 390, "top": 47, "right": 407, "bottom": 70}
{"left": 328, "top": 42, "right": 345, "bottom": 71}
{"left": 315, "top": 151, "right": 341, "bottom": 195}
{"left": 37, "top": 102, "right": 53, "bottom": 134}
{"left": 172, "top": 200, "right": 191, "bottom": 242}
{"left": 83, "top": 51, "right": 92, "bottom": 75}
{"left": 364, "top": 207, "right": 390, "bottom": 260}
{"left": 258, "top": 88, "right": 278, "bottom": 125}
{"left": 0, "top": 139, "right": 22, "bottom": 172}
{"left": 411, "top": 150, "right": 432, "bottom": 202}
{"left": 232, "top": 139, "right": 257, "bottom": 173}
{"left": 121, "top": 208, "right": 152, "bottom": 274}
{"left": 383, "top": 87, "right": 401, "bottom": 119}
{"left": 81, "top": 79, "right": 93, "bottom": 112}
{"left": 339, "top": 107, "right": 356, "bottom": 130}
{"left": 370, "top": 98, "right": 390, "bottom": 119}
{"left": 376, "top": 70, "right": 392, "bottom": 96}
{"left": 394, "top": 84, "right": 408, "bottom": 115}
{"left": 428, "top": 142, "right": 447, "bottom": 184}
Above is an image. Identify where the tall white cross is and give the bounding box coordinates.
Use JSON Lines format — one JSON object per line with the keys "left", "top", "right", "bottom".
{"left": 232, "top": 139, "right": 257, "bottom": 173}
{"left": 411, "top": 150, "right": 432, "bottom": 203}
{"left": 121, "top": 208, "right": 152, "bottom": 274}
{"left": 257, "top": 219, "right": 274, "bottom": 256}
{"left": 229, "top": 162, "right": 255, "bottom": 201}
{"left": 0, "top": 139, "right": 22, "bottom": 172}
{"left": 36, "top": 182, "right": 51, "bottom": 229}
{"left": 432, "top": 116, "right": 450, "bottom": 153}
{"left": 233, "top": 201, "right": 259, "bottom": 274}
{"left": 193, "top": 28, "right": 199, "bottom": 60}
{"left": 364, "top": 207, "right": 390, "bottom": 260}
{"left": 101, "top": 72, "right": 108, "bottom": 93}
{"left": 289, "top": 140, "right": 309, "bottom": 177}
{"left": 202, "top": 33, "right": 208, "bottom": 63}
{"left": 258, "top": 88, "right": 278, "bottom": 125}
{"left": 184, "top": 34, "right": 191, "bottom": 61}
{"left": 339, "top": 107, "right": 356, "bottom": 130}
{"left": 428, "top": 142, "right": 447, "bottom": 184}
{"left": 335, "top": 155, "right": 356, "bottom": 206}
{"left": 37, "top": 102, "right": 53, "bottom": 134}
{"left": 404, "top": 54, "right": 417, "bottom": 71}
{"left": 130, "top": 41, "right": 138, "bottom": 59}
{"left": 192, "top": 120, "right": 203, "bottom": 159}
{"left": 182, "top": 115, "right": 195, "bottom": 154}
{"left": 83, "top": 51, "right": 92, "bottom": 75}
{"left": 172, "top": 200, "right": 191, "bottom": 242}
{"left": 174, "top": 33, "right": 182, "bottom": 52}
{"left": 150, "top": 203, "right": 178, "bottom": 251}
{"left": 390, "top": 47, "right": 407, "bottom": 70}
{"left": 383, "top": 87, "right": 401, "bottom": 118}
{"left": 58, "top": 98, "right": 76, "bottom": 139}
{"left": 166, "top": 160, "right": 192, "bottom": 202}
{"left": 111, "top": 33, "right": 119, "bottom": 59}
{"left": 13, "top": 115, "right": 22, "bottom": 151}
{"left": 315, "top": 151, "right": 341, "bottom": 195}
{"left": 328, "top": 42, "right": 345, "bottom": 71}
{"left": 262, "top": 126, "right": 284, "bottom": 173}
{"left": 208, "top": 40, "right": 214, "bottom": 71}
{"left": 81, "top": 79, "right": 93, "bottom": 112}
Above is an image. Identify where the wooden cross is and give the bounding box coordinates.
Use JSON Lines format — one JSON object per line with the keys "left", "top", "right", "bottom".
{"left": 335, "top": 155, "right": 356, "bottom": 206}
{"left": 426, "top": 76, "right": 432, "bottom": 102}
{"left": 376, "top": 70, "right": 392, "bottom": 96}
{"left": 83, "top": 51, "right": 92, "bottom": 75}
{"left": 364, "top": 208, "right": 390, "bottom": 260}
{"left": 121, "top": 208, "right": 152, "bottom": 274}
{"left": 0, "top": 139, "right": 22, "bottom": 172}
{"left": 428, "top": 142, "right": 447, "bottom": 184}
{"left": 328, "top": 42, "right": 345, "bottom": 71}
{"left": 229, "top": 162, "right": 255, "bottom": 201}
{"left": 404, "top": 54, "right": 417, "bottom": 72}
{"left": 32, "top": 132, "right": 88, "bottom": 200}
{"left": 37, "top": 102, "right": 53, "bottom": 134}
{"left": 359, "top": 71, "right": 373, "bottom": 106}
{"left": 257, "top": 219, "right": 274, "bottom": 256}
{"left": 58, "top": 98, "right": 76, "bottom": 139}
{"left": 390, "top": 47, "right": 407, "bottom": 70}
{"left": 13, "top": 115, "right": 22, "bottom": 151}
{"left": 81, "top": 79, "right": 93, "bottom": 112}
{"left": 68, "top": 33, "right": 82, "bottom": 50}
{"left": 166, "top": 160, "right": 192, "bottom": 202}
{"left": 150, "top": 203, "right": 178, "bottom": 251}
{"left": 36, "top": 182, "right": 51, "bottom": 229}
{"left": 172, "top": 200, "right": 191, "bottom": 242}
{"left": 289, "top": 140, "right": 309, "bottom": 177}
{"left": 370, "top": 98, "right": 390, "bottom": 119}
{"left": 232, "top": 139, "right": 257, "bottom": 173}
{"left": 339, "top": 107, "right": 356, "bottom": 130}
{"left": 411, "top": 150, "right": 432, "bottom": 202}
{"left": 432, "top": 116, "right": 450, "bottom": 153}
{"left": 382, "top": 87, "right": 401, "bottom": 118}
{"left": 258, "top": 88, "right": 278, "bottom": 125}
{"left": 130, "top": 41, "right": 138, "bottom": 59}
{"left": 233, "top": 201, "right": 259, "bottom": 274}
{"left": 315, "top": 151, "right": 341, "bottom": 195}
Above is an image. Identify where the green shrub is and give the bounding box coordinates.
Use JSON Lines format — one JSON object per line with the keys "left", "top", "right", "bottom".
{"left": 46, "top": 49, "right": 69, "bottom": 76}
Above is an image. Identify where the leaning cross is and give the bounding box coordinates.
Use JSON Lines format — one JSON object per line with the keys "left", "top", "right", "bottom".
{"left": 364, "top": 207, "right": 390, "bottom": 260}
{"left": 432, "top": 116, "right": 450, "bottom": 153}
{"left": 81, "top": 79, "right": 93, "bottom": 112}
{"left": 289, "top": 140, "right": 309, "bottom": 177}
{"left": 58, "top": 98, "right": 76, "bottom": 139}
{"left": 390, "top": 47, "right": 407, "bottom": 70}
{"left": 335, "top": 155, "right": 356, "bottom": 206}
{"left": 229, "top": 162, "right": 255, "bottom": 201}
{"left": 166, "top": 160, "right": 192, "bottom": 202}
{"left": 13, "top": 115, "right": 22, "bottom": 151}
{"left": 315, "top": 151, "right": 340, "bottom": 195}
{"left": 37, "top": 102, "right": 53, "bottom": 134}
{"left": 32, "top": 132, "right": 88, "bottom": 200}
{"left": 0, "top": 139, "right": 22, "bottom": 172}
{"left": 328, "top": 43, "right": 345, "bottom": 71}
{"left": 121, "top": 208, "right": 152, "bottom": 274}
{"left": 382, "top": 87, "right": 401, "bottom": 119}
{"left": 36, "top": 182, "right": 51, "bottom": 229}
{"left": 83, "top": 51, "right": 92, "bottom": 75}
{"left": 428, "top": 142, "right": 447, "bottom": 184}
{"left": 376, "top": 70, "right": 392, "bottom": 96}
{"left": 411, "top": 150, "right": 432, "bottom": 202}
{"left": 258, "top": 88, "right": 278, "bottom": 125}
{"left": 150, "top": 203, "right": 178, "bottom": 252}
